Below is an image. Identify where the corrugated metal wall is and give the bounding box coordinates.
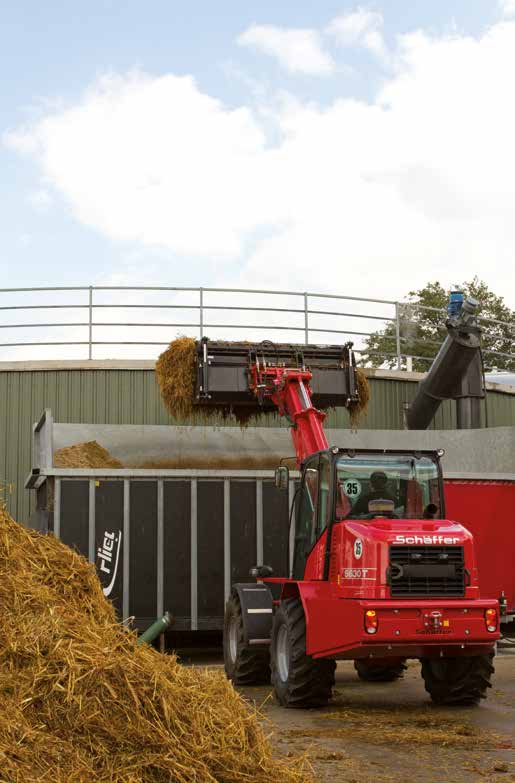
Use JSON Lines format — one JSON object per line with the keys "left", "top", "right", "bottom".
{"left": 1, "top": 367, "right": 513, "bottom": 522}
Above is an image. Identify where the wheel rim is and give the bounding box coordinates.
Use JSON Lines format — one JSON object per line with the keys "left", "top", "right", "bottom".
{"left": 276, "top": 625, "right": 289, "bottom": 682}
{"left": 228, "top": 616, "right": 238, "bottom": 663}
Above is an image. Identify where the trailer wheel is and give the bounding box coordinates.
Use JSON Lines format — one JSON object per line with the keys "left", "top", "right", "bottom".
{"left": 271, "top": 598, "right": 335, "bottom": 708}
{"left": 354, "top": 658, "right": 407, "bottom": 682}
{"left": 420, "top": 653, "right": 495, "bottom": 705}
{"left": 223, "top": 593, "right": 270, "bottom": 685}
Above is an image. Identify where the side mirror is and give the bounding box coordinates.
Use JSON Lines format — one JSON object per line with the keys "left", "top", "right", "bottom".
{"left": 249, "top": 565, "right": 274, "bottom": 578}
{"left": 275, "top": 465, "right": 289, "bottom": 491}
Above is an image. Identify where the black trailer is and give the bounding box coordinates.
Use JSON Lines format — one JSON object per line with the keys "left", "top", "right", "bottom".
{"left": 29, "top": 468, "right": 295, "bottom": 632}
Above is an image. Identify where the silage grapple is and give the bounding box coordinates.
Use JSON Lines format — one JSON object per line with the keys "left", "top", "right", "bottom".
{"left": 194, "top": 337, "right": 359, "bottom": 412}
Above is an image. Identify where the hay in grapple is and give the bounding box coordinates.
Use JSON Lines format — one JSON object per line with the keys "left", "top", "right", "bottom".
{"left": 156, "top": 338, "right": 268, "bottom": 425}
{"left": 348, "top": 368, "right": 370, "bottom": 427}
{"left": 0, "top": 506, "right": 311, "bottom": 783}
{"left": 155, "top": 336, "right": 197, "bottom": 420}
{"left": 156, "top": 337, "right": 370, "bottom": 427}
{"left": 54, "top": 440, "right": 124, "bottom": 468}
{"left": 156, "top": 337, "right": 266, "bottom": 427}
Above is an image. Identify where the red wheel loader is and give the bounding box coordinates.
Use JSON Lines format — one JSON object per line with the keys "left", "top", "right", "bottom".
{"left": 194, "top": 337, "right": 499, "bottom": 708}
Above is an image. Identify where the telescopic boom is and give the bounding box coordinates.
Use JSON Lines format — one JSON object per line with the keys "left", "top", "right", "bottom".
{"left": 194, "top": 339, "right": 359, "bottom": 466}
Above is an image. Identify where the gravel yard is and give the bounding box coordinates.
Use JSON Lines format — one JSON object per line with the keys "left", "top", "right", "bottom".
{"left": 183, "top": 649, "right": 515, "bottom": 783}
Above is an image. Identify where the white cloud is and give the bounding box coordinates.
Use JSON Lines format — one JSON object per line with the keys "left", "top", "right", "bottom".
{"left": 6, "top": 72, "right": 277, "bottom": 257}
{"left": 27, "top": 188, "right": 53, "bottom": 212}
{"left": 4, "top": 21, "right": 515, "bottom": 309}
{"left": 326, "top": 7, "right": 388, "bottom": 60}
{"left": 237, "top": 24, "right": 335, "bottom": 75}
{"left": 499, "top": 0, "right": 515, "bottom": 17}
{"left": 18, "top": 233, "right": 31, "bottom": 247}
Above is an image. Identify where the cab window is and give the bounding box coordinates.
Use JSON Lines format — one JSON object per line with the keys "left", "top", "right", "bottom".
{"left": 294, "top": 455, "right": 331, "bottom": 580}
{"left": 336, "top": 454, "right": 442, "bottom": 519}
{"left": 300, "top": 465, "right": 319, "bottom": 551}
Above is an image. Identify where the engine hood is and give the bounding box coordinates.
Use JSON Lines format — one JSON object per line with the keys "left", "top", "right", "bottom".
{"left": 344, "top": 518, "right": 472, "bottom": 546}
{"left": 327, "top": 518, "right": 478, "bottom": 599}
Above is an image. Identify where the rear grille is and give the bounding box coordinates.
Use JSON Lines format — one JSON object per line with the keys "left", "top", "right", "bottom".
{"left": 388, "top": 545, "right": 465, "bottom": 597}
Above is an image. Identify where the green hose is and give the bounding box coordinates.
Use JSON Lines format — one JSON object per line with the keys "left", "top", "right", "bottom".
{"left": 137, "top": 611, "right": 173, "bottom": 645}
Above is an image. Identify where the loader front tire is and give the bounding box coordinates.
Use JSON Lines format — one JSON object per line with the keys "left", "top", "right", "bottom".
{"left": 223, "top": 593, "right": 270, "bottom": 685}
{"left": 354, "top": 658, "right": 407, "bottom": 682}
{"left": 420, "top": 653, "right": 494, "bottom": 705}
{"left": 271, "top": 598, "right": 335, "bottom": 708}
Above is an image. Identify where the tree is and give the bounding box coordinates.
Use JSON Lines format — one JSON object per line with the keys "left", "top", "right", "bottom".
{"left": 361, "top": 278, "right": 514, "bottom": 372}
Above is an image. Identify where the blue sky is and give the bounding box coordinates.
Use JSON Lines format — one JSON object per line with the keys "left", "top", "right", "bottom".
{"left": 0, "top": 1, "right": 497, "bottom": 111}
{"left": 1, "top": 0, "right": 515, "bottom": 310}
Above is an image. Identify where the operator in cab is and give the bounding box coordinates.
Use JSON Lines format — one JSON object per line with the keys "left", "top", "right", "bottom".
{"left": 353, "top": 471, "right": 396, "bottom": 515}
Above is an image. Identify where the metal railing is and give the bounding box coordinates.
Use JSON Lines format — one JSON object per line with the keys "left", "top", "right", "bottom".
{"left": 0, "top": 285, "right": 513, "bottom": 370}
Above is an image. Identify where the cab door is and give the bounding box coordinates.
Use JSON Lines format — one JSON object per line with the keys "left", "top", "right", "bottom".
{"left": 292, "top": 454, "right": 332, "bottom": 580}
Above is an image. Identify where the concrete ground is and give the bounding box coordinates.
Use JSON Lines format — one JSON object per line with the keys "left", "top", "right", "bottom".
{"left": 181, "top": 649, "right": 515, "bottom": 783}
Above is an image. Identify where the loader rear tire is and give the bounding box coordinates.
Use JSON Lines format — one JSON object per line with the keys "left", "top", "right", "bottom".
{"left": 271, "top": 598, "right": 336, "bottom": 708}
{"left": 420, "top": 653, "right": 494, "bottom": 706}
{"left": 223, "top": 593, "right": 270, "bottom": 686}
{"left": 354, "top": 658, "right": 407, "bottom": 682}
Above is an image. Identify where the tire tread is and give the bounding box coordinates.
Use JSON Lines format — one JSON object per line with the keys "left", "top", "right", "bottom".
{"left": 354, "top": 659, "right": 407, "bottom": 682}
{"left": 223, "top": 593, "right": 270, "bottom": 686}
{"left": 420, "top": 653, "right": 494, "bottom": 705}
{"left": 271, "top": 598, "right": 335, "bottom": 708}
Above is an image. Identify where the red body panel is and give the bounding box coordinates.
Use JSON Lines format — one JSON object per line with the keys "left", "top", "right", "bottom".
{"left": 445, "top": 479, "right": 515, "bottom": 613}
{"left": 327, "top": 517, "right": 480, "bottom": 600}
{"left": 265, "top": 515, "right": 500, "bottom": 659}
{"left": 265, "top": 579, "right": 498, "bottom": 658}
{"left": 300, "top": 583, "right": 498, "bottom": 658}
{"left": 304, "top": 530, "right": 328, "bottom": 580}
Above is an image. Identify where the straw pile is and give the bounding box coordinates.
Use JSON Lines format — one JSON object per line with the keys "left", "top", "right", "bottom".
{"left": 0, "top": 506, "right": 311, "bottom": 783}
{"left": 54, "top": 441, "right": 123, "bottom": 469}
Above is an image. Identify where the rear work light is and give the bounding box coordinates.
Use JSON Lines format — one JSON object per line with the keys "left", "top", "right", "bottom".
{"left": 485, "top": 608, "right": 498, "bottom": 633}
{"left": 364, "top": 610, "right": 378, "bottom": 634}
